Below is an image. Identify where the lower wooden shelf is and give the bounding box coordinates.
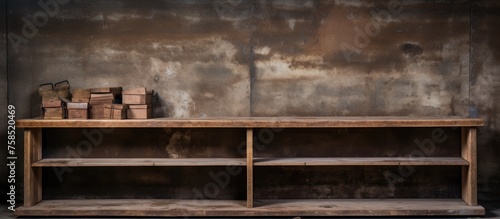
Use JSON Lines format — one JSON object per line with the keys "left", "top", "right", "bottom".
{"left": 253, "top": 157, "right": 469, "bottom": 166}
{"left": 32, "top": 158, "right": 246, "bottom": 167}
{"left": 15, "top": 199, "right": 485, "bottom": 217}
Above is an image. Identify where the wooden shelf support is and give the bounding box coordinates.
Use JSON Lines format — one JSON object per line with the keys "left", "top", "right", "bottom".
{"left": 461, "top": 127, "right": 478, "bottom": 206}
{"left": 246, "top": 128, "right": 253, "bottom": 208}
{"left": 23, "top": 128, "right": 42, "bottom": 207}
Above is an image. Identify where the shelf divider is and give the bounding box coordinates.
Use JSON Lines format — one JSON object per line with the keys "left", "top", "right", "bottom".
{"left": 24, "top": 128, "right": 42, "bottom": 207}
{"left": 246, "top": 128, "right": 253, "bottom": 208}
{"left": 462, "top": 127, "right": 478, "bottom": 206}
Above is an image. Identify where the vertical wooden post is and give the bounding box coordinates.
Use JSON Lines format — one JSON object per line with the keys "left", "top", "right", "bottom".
{"left": 246, "top": 128, "right": 253, "bottom": 208}
{"left": 24, "top": 128, "right": 42, "bottom": 207}
{"left": 461, "top": 127, "right": 477, "bottom": 206}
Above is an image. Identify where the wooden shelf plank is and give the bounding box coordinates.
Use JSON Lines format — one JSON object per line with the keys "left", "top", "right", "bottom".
{"left": 15, "top": 199, "right": 485, "bottom": 217}
{"left": 17, "top": 116, "right": 484, "bottom": 128}
{"left": 32, "top": 158, "right": 246, "bottom": 167}
{"left": 254, "top": 157, "right": 469, "bottom": 166}
{"left": 247, "top": 128, "right": 254, "bottom": 208}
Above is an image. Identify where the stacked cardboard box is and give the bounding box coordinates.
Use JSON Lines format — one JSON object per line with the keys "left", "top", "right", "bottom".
{"left": 42, "top": 96, "right": 65, "bottom": 119}
{"left": 67, "top": 89, "right": 90, "bottom": 119}
{"left": 72, "top": 89, "right": 90, "bottom": 103}
{"left": 67, "top": 102, "right": 89, "bottom": 119}
{"left": 103, "top": 104, "right": 128, "bottom": 119}
{"left": 40, "top": 83, "right": 65, "bottom": 119}
{"left": 89, "top": 87, "right": 122, "bottom": 119}
{"left": 122, "top": 88, "right": 153, "bottom": 119}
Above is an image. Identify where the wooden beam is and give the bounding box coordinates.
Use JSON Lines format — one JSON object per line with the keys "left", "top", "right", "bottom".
{"left": 15, "top": 199, "right": 485, "bottom": 217}
{"left": 246, "top": 128, "right": 253, "bottom": 208}
{"left": 461, "top": 127, "right": 478, "bottom": 206}
{"left": 23, "top": 129, "right": 42, "bottom": 207}
{"left": 253, "top": 157, "right": 469, "bottom": 166}
{"left": 17, "top": 117, "right": 485, "bottom": 128}
{"left": 32, "top": 158, "right": 247, "bottom": 167}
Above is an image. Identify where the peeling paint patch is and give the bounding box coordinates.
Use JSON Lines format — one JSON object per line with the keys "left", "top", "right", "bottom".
{"left": 149, "top": 58, "right": 180, "bottom": 80}
{"left": 256, "top": 55, "right": 328, "bottom": 80}
{"left": 165, "top": 131, "right": 192, "bottom": 158}
{"left": 287, "top": 19, "right": 296, "bottom": 30}
{"left": 254, "top": 46, "right": 271, "bottom": 55}
{"left": 107, "top": 12, "right": 143, "bottom": 21}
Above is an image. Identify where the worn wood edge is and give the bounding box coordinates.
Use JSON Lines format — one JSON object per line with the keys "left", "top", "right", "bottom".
{"left": 15, "top": 199, "right": 486, "bottom": 217}
{"left": 23, "top": 129, "right": 32, "bottom": 207}
{"left": 16, "top": 117, "right": 485, "bottom": 128}
{"left": 253, "top": 157, "right": 470, "bottom": 166}
{"left": 32, "top": 158, "right": 247, "bottom": 167}
{"left": 462, "top": 127, "right": 478, "bottom": 206}
{"left": 23, "top": 129, "right": 42, "bottom": 207}
{"left": 246, "top": 128, "right": 253, "bottom": 208}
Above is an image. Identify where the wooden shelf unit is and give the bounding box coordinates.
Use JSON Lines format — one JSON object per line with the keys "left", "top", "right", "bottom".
{"left": 16, "top": 117, "right": 485, "bottom": 217}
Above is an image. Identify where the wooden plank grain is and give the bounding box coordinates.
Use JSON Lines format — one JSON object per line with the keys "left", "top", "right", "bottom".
{"left": 17, "top": 117, "right": 485, "bottom": 128}
{"left": 15, "top": 199, "right": 485, "bottom": 217}
{"left": 462, "top": 127, "right": 478, "bottom": 206}
{"left": 32, "top": 158, "right": 247, "bottom": 167}
{"left": 253, "top": 157, "right": 469, "bottom": 166}
{"left": 23, "top": 129, "right": 42, "bottom": 207}
{"left": 247, "top": 128, "right": 253, "bottom": 208}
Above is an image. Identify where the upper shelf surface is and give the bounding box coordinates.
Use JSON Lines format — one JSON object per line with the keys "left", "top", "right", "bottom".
{"left": 17, "top": 117, "right": 484, "bottom": 128}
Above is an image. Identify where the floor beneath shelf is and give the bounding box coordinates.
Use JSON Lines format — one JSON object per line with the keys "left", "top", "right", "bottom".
{"left": 2, "top": 200, "right": 497, "bottom": 218}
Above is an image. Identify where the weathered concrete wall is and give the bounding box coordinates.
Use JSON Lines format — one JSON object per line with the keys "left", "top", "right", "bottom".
{"left": 251, "top": 0, "right": 470, "bottom": 116}
{"left": 471, "top": 0, "right": 500, "bottom": 201}
{"left": 8, "top": 0, "right": 251, "bottom": 118}
{"left": 5, "top": 0, "right": 500, "bottom": 202}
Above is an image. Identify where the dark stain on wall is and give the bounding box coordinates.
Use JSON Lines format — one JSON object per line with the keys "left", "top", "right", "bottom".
{"left": 471, "top": 0, "right": 500, "bottom": 201}
{"left": 0, "top": 0, "right": 8, "bottom": 200}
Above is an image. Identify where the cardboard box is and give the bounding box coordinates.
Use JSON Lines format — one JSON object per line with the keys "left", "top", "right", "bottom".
{"left": 127, "top": 105, "right": 152, "bottom": 119}
{"left": 72, "top": 97, "right": 90, "bottom": 103}
{"left": 89, "top": 99, "right": 114, "bottom": 105}
{"left": 42, "top": 99, "right": 63, "bottom": 108}
{"left": 43, "top": 107, "right": 65, "bottom": 119}
{"left": 90, "top": 105, "right": 105, "bottom": 119}
{"left": 67, "top": 103, "right": 88, "bottom": 120}
{"left": 72, "top": 89, "right": 90, "bottom": 103}
{"left": 89, "top": 87, "right": 122, "bottom": 103}
{"left": 103, "top": 104, "right": 128, "bottom": 119}
{"left": 122, "top": 88, "right": 153, "bottom": 105}
{"left": 89, "top": 87, "right": 122, "bottom": 95}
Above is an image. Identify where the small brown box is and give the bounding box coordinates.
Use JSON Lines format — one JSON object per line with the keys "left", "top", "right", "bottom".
{"left": 72, "top": 89, "right": 91, "bottom": 101}
{"left": 89, "top": 87, "right": 122, "bottom": 95}
{"left": 72, "top": 98, "right": 89, "bottom": 103}
{"left": 90, "top": 105, "right": 105, "bottom": 119}
{"left": 89, "top": 87, "right": 122, "bottom": 102}
{"left": 67, "top": 103, "right": 88, "bottom": 120}
{"left": 43, "top": 107, "right": 65, "bottom": 119}
{"left": 42, "top": 99, "right": 63, "bottom": 108}
{"left": 104, "top": 104, "right": 128, "bottom": 119}
{"left": 122, "top": 88, "right": 153, "bottom": 105}
{"left": 127, "top": 105, "right": 152, "bottom": 119}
